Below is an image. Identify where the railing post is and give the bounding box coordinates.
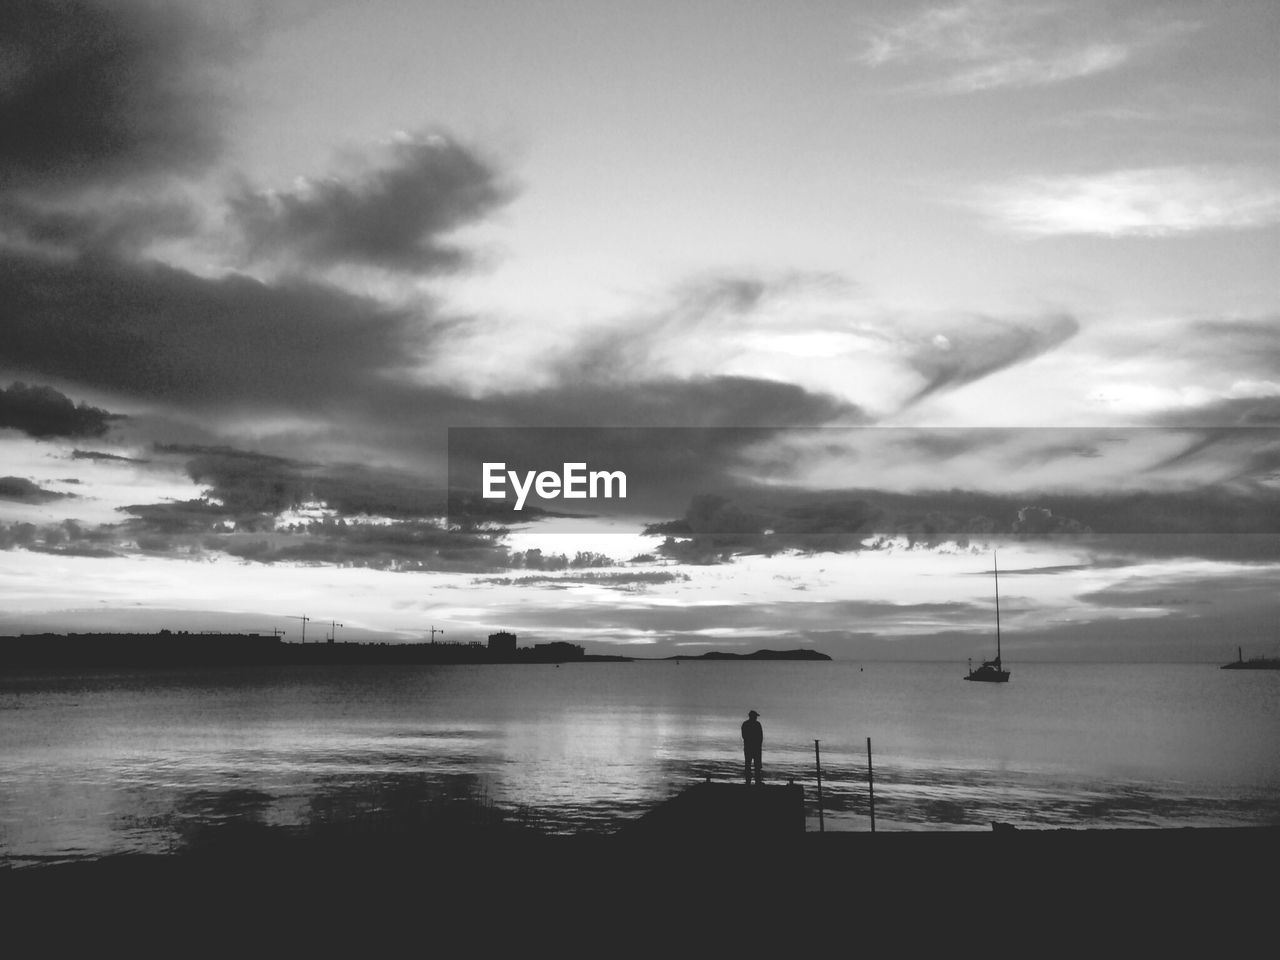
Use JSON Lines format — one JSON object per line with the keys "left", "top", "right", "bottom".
{"left": 814, "top": 739, "right": 825, "bottom": 833}
{"left": 867, "top": 736, "right": 876, "bottom": 833}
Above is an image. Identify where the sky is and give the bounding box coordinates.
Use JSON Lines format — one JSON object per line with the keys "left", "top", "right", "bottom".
{"left": 1, "top": 0, "right": 1277, "bottom": 661}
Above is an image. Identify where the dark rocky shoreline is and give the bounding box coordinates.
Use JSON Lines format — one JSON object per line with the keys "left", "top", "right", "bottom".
{"left": 4, "top": 825, "right": 1274, "bottom": 950}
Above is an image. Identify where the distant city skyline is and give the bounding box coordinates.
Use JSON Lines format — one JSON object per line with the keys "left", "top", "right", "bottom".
{"left": 1, "top": 0, "right": 1277, "bottom": 661}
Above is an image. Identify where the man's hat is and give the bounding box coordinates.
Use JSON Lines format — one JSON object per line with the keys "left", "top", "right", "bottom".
{"left": 748, "top": 710, "right": 759, "bottom": 718}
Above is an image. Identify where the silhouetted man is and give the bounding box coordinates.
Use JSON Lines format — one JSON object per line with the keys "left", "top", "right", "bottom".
{"left": 741, "top": 710, "right": 763, "bottom": 784}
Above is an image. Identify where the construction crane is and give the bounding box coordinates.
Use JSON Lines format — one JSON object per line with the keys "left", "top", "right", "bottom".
{"left": 430, "top": 626, "right": 444, "bottom": 643}
{"left": 285, "top": 615, "right": 310, "bottom": 643}
{"left": 325, "top": 620, "right": 344, "bottom": 644}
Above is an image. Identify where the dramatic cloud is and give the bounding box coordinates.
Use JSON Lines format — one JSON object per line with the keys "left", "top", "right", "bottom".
{"left": 0, "top": 252, "right": 435, "bottom": 412}
{"left": 215, "top": 522, "right": 508, "bottom": 573}
{"left": 0, "top": 9, "right": 521, "bottom": 444}
{"left": 480, "top": 570, "right": 687, "bottom": 589}
{"left": 0, "top": 443, "right": 510, "bottom": 571}
{"left": 72, "top": 449, "right": 148, "bottom": 463}
{"left": 550, "top": 273, "right": 871, "bottom": 390}
{"left": 977, "top": 167, "right": 1280, "bottom": 236}
{"left": 0, "top": 194, "right": 200, "bottom": 259}
{"left": 860, "top": 0, "right": 1197, "bottom": 94}
{"left": 168, "top": 445, "right": 447, "bottom": 519}
{"left": 0, "top": 0, "right": 240, "bottom": 190}
{"left": 229, "top": 133, "right": 514, "bottom": 273}
{"left": 624, "top": 424, "right": 1280, "bottom": 562}
{"left": 904, "top": 313, "right": 1079, "bottom": 403}
{"left": 466, "top": 376, "right": 859, "bottom": 430}
{"left": 0, "top": 518, "right": 118, "bottom": 556}
{"left": 747, "top": 426, "right": 1280, "bottom": 497}
{"left": 642, "top": 481, "right": 1280, "bottom": 565}
{"left": 513, "top": 272, "right": 1082, "bottom": 420}
{"left": 446, "top": 398, "right": 859, "bottom": 524}
{"left": 0, "top": 382, "right": 121, "bottom": 439}
{"left": 1076, "top": 315, "right": 1280, "bottom": 426}
{"left": 0, "top": 0, "right": 1273, "bottom": 658}
{"left": 0, "top": 476, "right": 72, "bottom": 504}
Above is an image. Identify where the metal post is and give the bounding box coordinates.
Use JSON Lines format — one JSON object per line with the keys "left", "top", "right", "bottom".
{"left": 814, "top": 739, "right": 825, "bottom": 833}
{"left": 867, "top": 736, "right": 876, "bottom": 833}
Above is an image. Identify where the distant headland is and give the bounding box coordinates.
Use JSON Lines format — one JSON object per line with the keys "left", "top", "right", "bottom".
{"left": 1220, "top": 646, "right": 1280, "bottom": 670}
{"left": 662, "top": 649, "right": 832, "bottom": 662}
{"left": 0, "top": 630, "right": 829, "bottom": 669}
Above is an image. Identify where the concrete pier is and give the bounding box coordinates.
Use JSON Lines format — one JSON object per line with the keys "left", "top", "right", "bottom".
{"left": 621, "top": 780, "right": 806, "bottom": 839}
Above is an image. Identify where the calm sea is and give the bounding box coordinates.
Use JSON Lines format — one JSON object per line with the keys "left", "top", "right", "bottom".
{"left": 1, "top": 660, "right": 1277, "bottom": 863}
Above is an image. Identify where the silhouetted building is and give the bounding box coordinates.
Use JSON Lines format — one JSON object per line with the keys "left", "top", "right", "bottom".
{"left": 532, "top": 641, "right": 585, "bottom": 661}
{"left": 488, "top": 631, "right": 517, "bottom": 656}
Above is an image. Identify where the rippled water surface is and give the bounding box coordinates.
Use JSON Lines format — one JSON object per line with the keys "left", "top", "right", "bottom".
{"left": 2, "top": 661, "right": 1277, "bottom": 862}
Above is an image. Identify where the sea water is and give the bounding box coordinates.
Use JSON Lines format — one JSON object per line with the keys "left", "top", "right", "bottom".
{"left": 1, "top": 660, "right": 1277, "bottom": 863}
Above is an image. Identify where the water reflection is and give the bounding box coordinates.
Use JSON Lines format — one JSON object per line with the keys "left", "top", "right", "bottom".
{"left": 2, "top": 661, "right": 1278, "bottom": 862}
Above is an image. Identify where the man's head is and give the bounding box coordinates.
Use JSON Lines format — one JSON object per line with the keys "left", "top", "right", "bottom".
{"left": 748, "top": 710, "right": 759, "bottom": 719}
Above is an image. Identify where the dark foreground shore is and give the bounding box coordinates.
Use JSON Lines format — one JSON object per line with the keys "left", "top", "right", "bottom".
{"left": 4, "top": 824, "right": 1275, "bottom": 950}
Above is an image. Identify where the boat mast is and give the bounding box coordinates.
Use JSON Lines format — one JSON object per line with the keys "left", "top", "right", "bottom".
{"left": 993, "top": 551, "right": 1001, "bottom": 665}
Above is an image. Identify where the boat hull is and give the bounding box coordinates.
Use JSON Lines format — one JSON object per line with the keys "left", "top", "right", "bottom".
{"left": 965, "top": 668, "right": 1010, "bottom": 682}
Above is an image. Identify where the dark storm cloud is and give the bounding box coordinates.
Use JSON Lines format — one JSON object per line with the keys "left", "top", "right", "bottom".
{"left": 72, "top": 449, "right": 148, "bottom": 463}
{"left": 0, "top": 382, "right": 121, "bottom": 438}
{"left": 981, "top": 560, "right": 1129, "bottom": 576}
{"left": 60, "top": 443, "right": 514, "bottom": 572}
{"left": 0, "top": 476, "right": 72, "bottom": 504}
{"left": 480, "top": 570, "right": 689, "bottom": 589}
{"left": 1130, "top": 427, "right": 1280, "bottom": 489}
{"left": 0, "top": 518, "right": 119, "bottom": 557}
{"left": 618, "top": 425, "right": 1278, "bottom": 561}
{"left": 641, "top": 491, "right": 883, "bottom": 564}
{"left": 69, "top": 492, "right": 510, "bottom": 572}
{"left": 218, "top": 522, "right": 508, "bottom": 573}
{"left": 0, "top": 251, "right": 434, "bottom": 410}
{"left": 446, "top": 381, "right": 861, "bottom": 524}
{"left": 160, "top": 445, "right": 448, "bottom": 518}
{"left": 639, "top": 480, "right": 1279, "bottom": 564}
{"left": 0, "top": 0, "right": 239, "bottom": 190}
{"left": 0, "top": 482, "right": 509, "bottom": 570}
{"left": 228, "top": 134, "right": 514, "bottom": 272}
{"left": 0, "top": 194, "right": 199, "bottom": 258}
{"left": 906, "top": 313, "right": 1079, "bottom": 404}
{"left": 0, "top": 6, "right": 516, "bottom": 437}
{"left": 478, "top": 375, "right": 860, "bottom": 429}
{"left": 448, "top": 423, "right": 1280, "bottom": 545}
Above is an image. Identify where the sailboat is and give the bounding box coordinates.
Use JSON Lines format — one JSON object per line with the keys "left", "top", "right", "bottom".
{"left": 965, "top": 552, "right": 1010, "bottom": 683}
